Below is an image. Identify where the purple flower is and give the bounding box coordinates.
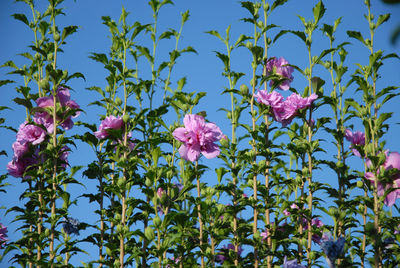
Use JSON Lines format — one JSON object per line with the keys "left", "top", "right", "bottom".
{"left": 365, "top": 151, "right": 400, "bottom": 206}
{"left": 12, "top": 141, "right": 30, "bottom": 160}
{"left": 62, "top": 217, "right": 80, "bottom": 236}
{"left": 255, "top": 90, "right": 317, "bottom": 126}
{"left": 34, "top": 87, "right": 80, "bottom": 132}
{"left": 255, "top": 90, "right": 284, "bottom": 107}
{"left": 283, "top": 256, "right": 305, "bottom": 268}
{"left": 7, "top": 156, "right": 38, "bottom": 178}
{"left": 59, "top": 146, "right": 70, "bottom": 169}
{"left": 284, "top": 203, "right": 299, "bottom": 216}
{"left": 345, "top": 129, "right": 365, "bottom": 157}
{"left": 319, "top": 233, "right": 345, "bottom": 268}
{"left": 94, "top": 115, "right": 124, "bottom": 139}
{"left": 16, "top": 122, "right": 46, "bottom": 145}
{"left": 173, "top": 114, "right": 223, "bottom": 162}
{"left": 0, "top": 223, "right": 8, "bottom": 248}
{"left": 265, "top": 57, "right": 294, "bottom": 90}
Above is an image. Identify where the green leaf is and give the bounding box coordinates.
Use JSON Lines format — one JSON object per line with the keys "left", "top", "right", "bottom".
{"left": 13, "top": 97, "right": 32, "bottom": 109}
{"left": 346, "top": 31, "right": 366, "bottom": 46}
{"left": 159, "top": 30, "right": 176, "bottom": 40}
{"left": 66, "top": 72, "right": 85, "bottom": 82}
{"left": 61, "top": 25, "right": 78, "bottom": 41}
{"left": 314, "top": 48, "right": 336, "bottom": 65}
{"left": 89, "top": 53, "right": 108, "bottom": 65}
{"left": 136, "top": 45, "right": 154, "bottom": 64}
{"left": 12, "top": 13, "right": 29, "bottom": 26}
{"left": 313, "top": 1, "right": 325, "bottom": 24}
{"left": 1, "top": 60, "right": 18, "bottom": 69}
{"left": 375, "top": 14, "right": 390, "bottom": 29}
{"left": 206, "top": 30, "right": 223, "bottom": 42}
{"left": 241, "top": 1, "right": 255, "bottom": 16}
{"left": 181, "top": 10, "right": 190, "bottom": 24}
{"left": 271, "top": 0, "right": 289, "bottom": 12}
{"left": 181, "top": 46, "right": 197, "bottom": 54}
{"left": 0, "top": 80, "right": 14, "bottom": 87}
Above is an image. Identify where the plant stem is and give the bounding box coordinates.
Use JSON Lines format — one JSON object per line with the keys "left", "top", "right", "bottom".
{"left": 196, "top": 161, "right": 205, "bottom": 268}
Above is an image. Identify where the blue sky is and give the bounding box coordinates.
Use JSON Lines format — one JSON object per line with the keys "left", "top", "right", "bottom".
{"left": 0, "top": 0, "right": 399, "bottom": 266}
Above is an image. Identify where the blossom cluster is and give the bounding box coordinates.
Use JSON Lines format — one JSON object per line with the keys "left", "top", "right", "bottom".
{"left": 254, "top": 90, "right": 317, "bottom": 126}
{"left": 7, "top": 87, "right": 78, "bottom": 178}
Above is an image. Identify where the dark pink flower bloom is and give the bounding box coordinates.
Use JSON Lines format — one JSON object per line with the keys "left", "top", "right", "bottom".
{"left": 173, "top": 114, "right": 223, "bottom": 162}
{"left": 94, "top": 115, "right": 124, "bottom": 139}
{"left": 365, "top": 151, "right": 400, "bottom": 206}
{"left": 16, "top": 122, "right": 46, "bottom": 145}
{"left": 265, "top": 57, "right": 294, "bottom": 90}
{"left": 0, "top": 223, "right": 7, "bottom": 248}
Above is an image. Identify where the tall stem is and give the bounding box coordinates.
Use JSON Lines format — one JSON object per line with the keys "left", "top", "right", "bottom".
{"left": 195, "top": 161, "right": 205, "bottom": 268}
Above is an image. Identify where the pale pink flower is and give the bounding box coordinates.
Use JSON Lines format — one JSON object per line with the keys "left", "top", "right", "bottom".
{"left": 173, "top": 114, "right": 223, "bottom": 162}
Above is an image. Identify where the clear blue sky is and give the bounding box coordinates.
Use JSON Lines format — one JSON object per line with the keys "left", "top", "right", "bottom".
{"left": 0, "top": 0, "right": 399, "bottom": 266}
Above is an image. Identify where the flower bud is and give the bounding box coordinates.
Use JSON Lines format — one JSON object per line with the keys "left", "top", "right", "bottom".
{"left": 38, "top": 79, "right": 50, "bottom": 91}
{"left": 115, "top": 96, "right": 122, "bottom": 106}
{"left": 144, "top": 226, "right": 155, "bottom": 241}
{"left": 53, "top": 32, "right": 60, "bottom": 42}
{"left": 122, "top": 113, "right": 129, "bottom": 123}
{"left": 153, "top": 215, "right": 161, "bottom": 227}
{"left": 356, "top": 180, "right": 364, "bottom": 188}
{"left": 145, "top": 178, "right": 152, "bottom": 187}
{"left": 240, "top": 84, "right": 249, "bottom": 96}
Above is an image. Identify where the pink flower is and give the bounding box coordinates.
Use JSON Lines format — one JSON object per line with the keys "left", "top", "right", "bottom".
{"left": 283, "top": 203, "right": 299, "bottom": 216}
{"left": 302, "top": 217, "right": 324, "bottom": 243}
{"left": 345, "top": 129, "right": 365, "bottom": 157}
{"left": 94, "top": 115, "right": 124, "bottom": 139}
{"left": 365, "top": 151, "right": 400, "bottom": 206}
{"left": 7, "top": 159, "right": 27, "bottom": 178}
{"left": 0, "top": 223, "right": 7, "bottom": 249}
{"left": 265, "top": 57, "right": 294, "bottom": 90}
{"left": 16, "top": 122, "right": 46, "bottom": 145}
{"left": 255, "top": 90, "right": 317, "bottom": 126}
{"left": 254, "top": 90, "right": 284, "bottom": 107}
{"left": 34, "top": 87, "right": 80, "bottom": 132}
{"left": 12, "top": 141, "right": 29, "bottom": 160}
{"left": 173, "top": 114, "right": 223, "bottom": 162}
